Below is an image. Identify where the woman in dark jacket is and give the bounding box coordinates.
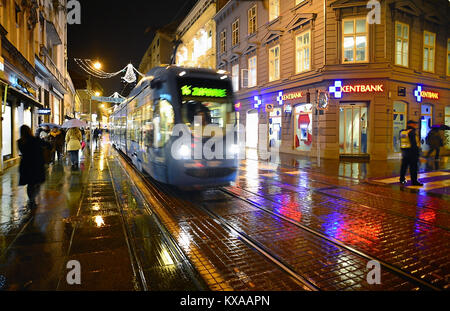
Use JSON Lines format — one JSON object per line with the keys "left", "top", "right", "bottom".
{"left": 18, "top": 125, "right": 47, "bottom": 208}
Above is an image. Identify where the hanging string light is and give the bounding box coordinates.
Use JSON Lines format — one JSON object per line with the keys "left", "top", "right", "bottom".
{"left": 74, "top": 58, "right": 146, "bottom": 83}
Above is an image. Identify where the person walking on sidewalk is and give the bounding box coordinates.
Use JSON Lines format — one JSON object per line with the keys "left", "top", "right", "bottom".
{"left": 66, "top": 127, "right": 82, "bottom": 170}
{"left": 18, "top": 125, "right": 48, "bottom": 209}
{"left": 425, "top": 127, "right": 443, "bottom": 160}
{"left": 399, "top": 120, "right": 423, "bottom": 186}
{"left": 49, "top": 127, "right": 65, "bottom": 161}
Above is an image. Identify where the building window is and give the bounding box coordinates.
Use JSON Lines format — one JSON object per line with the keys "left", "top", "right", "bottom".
{"left": 342, "top": 18, "right": 368, "bottom": 63}
{"left": 447, "top": 39, "right": 450, "bottom": 76}
{"left": 232, "top": 19, "right": 239, "bottom": 46}
{"left": 248, "top": 5, "right": 257, "bottom": 35}
{"left": 423, "top": 31, "right": 435, "bottom": 72}
{"left": 220, "top": 30, "right": 226, "bottom": 54}
{"left": 232, "top": 64, "right": 239, "bottom": 92}
{"left": 248, "top": 56, "right": 257, "bottom": 87}
{"left": 395, "top": 22, "right": 409, "bottom": 67}
{"left": 296, "top": 31, "right": 310, "bottom": 73}
{"left": 269, "top": 0, "right": 279, "bottom": 21}
{"left": 269, "top": 45, "right": 280, "bottom": 82}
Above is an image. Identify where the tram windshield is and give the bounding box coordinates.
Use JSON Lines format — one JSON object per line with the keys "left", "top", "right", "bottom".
{"left": 178, "top": 77, "right": 235, "bottom": 133}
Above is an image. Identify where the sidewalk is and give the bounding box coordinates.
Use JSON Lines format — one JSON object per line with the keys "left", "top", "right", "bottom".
{"left": 0, "top": 142, "right": 136, "bottom": 290}
{"left": 246, "top": 149, "right": 450, "bottom": 196}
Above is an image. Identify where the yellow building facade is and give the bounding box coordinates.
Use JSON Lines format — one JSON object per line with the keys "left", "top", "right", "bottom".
{"left": 176, "top": 0, "right": 216, "bottom": 69}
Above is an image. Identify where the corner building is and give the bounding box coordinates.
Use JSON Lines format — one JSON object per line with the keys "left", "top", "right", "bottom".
{"left": 214, "top": 0, "right": 450, "bottom": 160}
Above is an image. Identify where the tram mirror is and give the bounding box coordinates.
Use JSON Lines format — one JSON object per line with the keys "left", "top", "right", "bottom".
{"left": 150, "top": 78, "right": 162, "bottom": 89}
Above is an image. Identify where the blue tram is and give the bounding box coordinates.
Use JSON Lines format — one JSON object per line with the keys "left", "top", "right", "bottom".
{"left": 110, "top": 66, "right": 239, "bottom": 188}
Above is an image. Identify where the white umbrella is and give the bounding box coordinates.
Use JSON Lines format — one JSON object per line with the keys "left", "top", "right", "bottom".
{"left": 61, "top": 119, "right": 88, "bottom": 129}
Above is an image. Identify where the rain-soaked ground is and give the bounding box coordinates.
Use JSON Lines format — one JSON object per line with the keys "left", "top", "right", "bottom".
{"left": 0, "top": 135, "right": 449, "bottom": 291}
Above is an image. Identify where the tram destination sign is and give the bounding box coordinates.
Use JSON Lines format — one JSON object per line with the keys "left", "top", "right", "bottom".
{"left": 181, "top": 85, "right": 227, "bottom": 98}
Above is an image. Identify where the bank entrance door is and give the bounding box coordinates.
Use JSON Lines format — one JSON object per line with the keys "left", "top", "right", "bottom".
{"left": 339, "top": 103, "right": 368, "bottom": 155}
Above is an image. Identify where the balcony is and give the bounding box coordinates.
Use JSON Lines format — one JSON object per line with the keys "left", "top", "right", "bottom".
{"left": 38, "top": 45, "right": 66, "bottom": 91}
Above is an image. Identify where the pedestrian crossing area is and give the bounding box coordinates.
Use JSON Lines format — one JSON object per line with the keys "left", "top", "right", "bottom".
{"left": 373, "top": 171, "right": 450, "bottom": 194}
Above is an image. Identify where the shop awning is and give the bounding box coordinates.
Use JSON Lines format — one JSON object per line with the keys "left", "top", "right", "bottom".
{"left": 7, "top": 86, "right": 43, "bottom": 109}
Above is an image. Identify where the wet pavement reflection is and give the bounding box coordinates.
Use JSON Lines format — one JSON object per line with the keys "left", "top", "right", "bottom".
{"left": 1, "top": 136, "right": 449, "bottom": 290}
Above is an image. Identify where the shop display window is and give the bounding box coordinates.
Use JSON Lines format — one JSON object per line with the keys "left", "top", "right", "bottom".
{"left": 294, "top": 104, "right": 312, "bottom": 151}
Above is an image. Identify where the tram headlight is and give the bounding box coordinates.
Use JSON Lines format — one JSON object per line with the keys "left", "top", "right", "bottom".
{"left": 179, "top": 144, "right": 191, "bottom": 158}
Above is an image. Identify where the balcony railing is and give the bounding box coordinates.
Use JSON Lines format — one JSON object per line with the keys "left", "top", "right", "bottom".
{"left": 39, "top": 45, "right": 66, "bottom": 89}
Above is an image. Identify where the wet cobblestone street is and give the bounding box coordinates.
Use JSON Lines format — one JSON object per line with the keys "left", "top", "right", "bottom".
{"left": 0, "top": 138, "right": 449, "bottom": 291}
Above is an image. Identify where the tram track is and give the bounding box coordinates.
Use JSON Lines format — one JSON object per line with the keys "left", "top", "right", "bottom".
{"left": 218, "top": 186, "right": 442, "bottom": 291}
{"left": 116, "top": 152, "right": 316, "bottom": 291}
{"left": 114, "top": 148, "right": 444, "bottom": 291}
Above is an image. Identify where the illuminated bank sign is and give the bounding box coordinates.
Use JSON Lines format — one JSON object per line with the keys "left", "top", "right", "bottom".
{"left": 277, "top": 91, "right": 304, "bottom": 105}
{"left": 329, "top": 81, "right": 384, "bottom": 98}
{"left": 181, "top": 85, "right": 227, "bottom": 98}
{"left": 414, "top": 85, "right": 439, "bottom": 102}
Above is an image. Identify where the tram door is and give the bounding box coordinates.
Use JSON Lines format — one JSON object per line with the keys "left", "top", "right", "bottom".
{"left": 339, "top": 103, "right": 368, "bottom": 155}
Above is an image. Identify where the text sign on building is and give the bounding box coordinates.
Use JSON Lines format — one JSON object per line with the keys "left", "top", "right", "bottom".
{"left": 181, "top": 85, "right": 227, "bottom": 98}
{"left": 329, "top": 81, "right": 384, "bottom": 99}
{"left": 37, "top": 108, "right": 51, "bottom": 115}
{"left": 91, "top": 96, "right": 124, "bottom": 104}
{"left": 277, "top": 91, "right": 303, "bottom": 106}
{"left": 413, "top": 85, "right": 439, "bottom": 102}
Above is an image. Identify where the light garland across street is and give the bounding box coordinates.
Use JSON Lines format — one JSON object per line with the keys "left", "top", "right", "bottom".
{"left": 74, "top": 58, "right": 146, "bottom": 83}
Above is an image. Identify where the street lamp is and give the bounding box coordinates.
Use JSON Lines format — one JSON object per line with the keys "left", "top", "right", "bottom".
{"left": 88, "top": 62, "right": 102, "bottom": 151}
{"left": 93, "top": 61, "right": 102, "bottom": 70}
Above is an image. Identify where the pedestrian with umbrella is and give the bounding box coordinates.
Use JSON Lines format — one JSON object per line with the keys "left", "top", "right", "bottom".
{"left": 63, "top": 119, "right": 86, "bottom": 170}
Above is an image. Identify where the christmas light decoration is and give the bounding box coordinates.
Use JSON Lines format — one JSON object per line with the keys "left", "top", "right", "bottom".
{"left": 74, "top": 58, "right": 146, "bottom": 83}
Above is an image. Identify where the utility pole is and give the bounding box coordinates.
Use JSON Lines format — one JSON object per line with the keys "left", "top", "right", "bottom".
{"left": 88, "top": 75, "right": 92, "bottom": 152}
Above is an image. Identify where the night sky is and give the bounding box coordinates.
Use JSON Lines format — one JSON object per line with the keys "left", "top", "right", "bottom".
{"left": 68, "top": 0, "right": 198, "bottom": 96}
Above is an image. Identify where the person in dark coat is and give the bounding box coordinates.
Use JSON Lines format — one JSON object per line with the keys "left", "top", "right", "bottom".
{"left": 425, "top": 128, "right": 443, "bottom": 160}
{"left": 18, "top": 125, "right": 48, "bottom": 208}
{"left": 49, "top": 127, "right": 65, "bottom": 161}
{"left": 399, "top": 120, "right": 422, "bottom": 186}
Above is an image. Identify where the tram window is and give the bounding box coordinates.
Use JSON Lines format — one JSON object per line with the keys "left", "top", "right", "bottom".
{"left": 153, "top": 99, "right": 174, "bottom": 148}
{"left": 143, "top": 102, "right": 154, "bottom": 148}
{"left": 134, "top": 108, "right": 142, "bottom": 144}
{"left": 181, "top": 100, "right": 234, "bottom": 129}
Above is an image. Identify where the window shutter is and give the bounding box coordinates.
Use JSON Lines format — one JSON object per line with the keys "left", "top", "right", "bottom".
{"left": 241, "top": 69, "right": 248, "bottom": 88}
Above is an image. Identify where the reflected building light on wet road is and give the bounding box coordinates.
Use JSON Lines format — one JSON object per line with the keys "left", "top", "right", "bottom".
{"left": 177, "top": 231, "right": 191, "bottom": 250}
{"left": 94, "top": 216, "right": 105, "bottom": 227}
{"left": 161, "top": 248, "right": 174, "bottom": 266}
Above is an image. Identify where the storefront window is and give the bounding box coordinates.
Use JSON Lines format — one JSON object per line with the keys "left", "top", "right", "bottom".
{"left": 246, "top": 110, "right": 258, "bottom": 148}
{"left": 2, "top": 105, "right": 12, "bottom": 157}
{"left": 269, "top": 108, "right": 282, "bottom": 149}
{"left": 445, "top": 106, "right": 450, "bottom": 149}
{"left": 294, "top": 104, "right": 313, "bottom": 151}
{"left": 53, "top": 98, "right": 60, "bottom": 124}
{"left": 339, "top": 103, "right": 368, "bottom": 154}
{"left": 393, "top": 101, "right": 407, "bottom": 153}
{"left": 24, "top": 108, "right": 32, "bottom": 128}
